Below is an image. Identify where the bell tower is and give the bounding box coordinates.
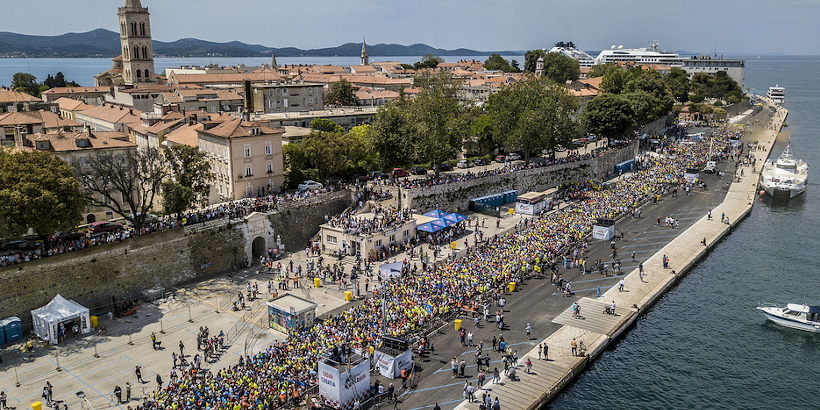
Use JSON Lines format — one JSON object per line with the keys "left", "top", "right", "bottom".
{"left": 119, "top": 0, "right": 155, "bottom": 85}
{"left": 361, "top": 38, "right": 369, "bottom": 66}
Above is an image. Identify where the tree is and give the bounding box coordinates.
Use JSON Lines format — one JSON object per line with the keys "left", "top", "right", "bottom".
{"left": 483, "top": 54, "right": 520, "bottom": 73}
{"left": 407, "top": 70, "right": 472, "bottom": 177}
{"left": 523, "top": 49, "right": 547, "bottom": 73}
{"left": 11, "top": 72, "right": 40, "bottom": 97}
{"left": 625, "top": 69, "right": 674, "bottom": 119}
{"left": 470, "top": 113, "right": 500, "bottom": 155}
{"left": 369, "top": 99, "right": 414, "bottom": 170}
{"left": 310, "top": 118, "right": 343, "bottom": 134}
{"left": 72, "top": 148, "right": 167, "bottom": 232}
{"left": 160, "top": 145, "right": 213, "bottom": 215}
{"left": 325, "top": 78, "right": 360, "bottom": 106}
{"left": 581, "top": 93, "right": 636, "bottom": 143}
{"left": 599, "top": 67, "right": 630, "bottom": 94}
{"left": 413, "top": 54, "right": 444, "bottom": 70}
{"left": 0, "top": 150, "right": 85, "bottom": 237}
{"left": 541, "top": 53, "right": 581, "bottom": 83}
{"left": 487, "top": 75, "right": 580, "bottom": 163}
{"left": 587, "top": 63, "right": 618, "bottom": 78}
{"left": 663, "top": 68, "right": 690, "bottom": 103}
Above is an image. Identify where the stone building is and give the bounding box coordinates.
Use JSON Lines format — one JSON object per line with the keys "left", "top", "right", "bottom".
{"left": 94, "top": 0, "right": 158, "bottom": 86}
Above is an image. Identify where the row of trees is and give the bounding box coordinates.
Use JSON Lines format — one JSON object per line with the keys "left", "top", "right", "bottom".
{"left": 0, "top": 145, "right": 213, "bottom": 238}
{"left": 11, "top": 72, "right": 79, "bottom": 98}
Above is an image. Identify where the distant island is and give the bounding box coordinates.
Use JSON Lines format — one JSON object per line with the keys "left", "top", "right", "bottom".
{"left": 0, "top": 29, "right": 521, "bottom": 58}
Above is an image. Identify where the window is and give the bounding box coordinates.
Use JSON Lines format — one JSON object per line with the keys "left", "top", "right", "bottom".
{"left": 375, "top": 240, "right": 382, "bottom": 248}
{"left": 266, "top": 160, "right": 273, "bottom": 173}
{"left": 144, "top": 69, "right": 150, "bottom": 80}
{"left": 244, "top": 144, "right": 251, "bottom": 158}
{"left": 136, "top": 70, "right": 141, "bottom": 78}
{"left": 403, "top": 230, "right": 409, "bottom": 238}
{"left": 265, "top": 142, "right": 272, "bottom": 155}
{"left": 327, "top": 235, "right": 337, "bottom": 244}
{"left": 389, "top": 235, "right": 396, "bottom": 242}
{"left": 245, "top": 164, "right": 253, "bottom": 177}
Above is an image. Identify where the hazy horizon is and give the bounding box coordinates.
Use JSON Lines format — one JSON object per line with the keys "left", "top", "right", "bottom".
{"left": 3, "top": 0, "right": 819, "bottom": 56}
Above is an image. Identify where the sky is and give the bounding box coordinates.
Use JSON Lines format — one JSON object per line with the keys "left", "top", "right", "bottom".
{"left": 3, "top": 0, "right": 820, "bottom": 55}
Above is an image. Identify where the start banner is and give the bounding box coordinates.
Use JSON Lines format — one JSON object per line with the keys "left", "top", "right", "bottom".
{"left": 319, "top": 359, "right": 371, "bottom": 409}
{"left": 373, "top": 348, "right": 412, "bottom": 379}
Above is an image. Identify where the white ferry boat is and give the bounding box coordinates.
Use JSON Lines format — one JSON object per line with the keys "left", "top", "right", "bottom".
{"left": 767, "top": 85, "right": 785, "bottom": 104}
{"left": 759, "top": 143, "right": 808, "bottom": 198}
{"left": 757, "top": 304, "right": 820, "bottom": 333}
{"left": 549, "top": 41, "right": 596, "bottom": 68}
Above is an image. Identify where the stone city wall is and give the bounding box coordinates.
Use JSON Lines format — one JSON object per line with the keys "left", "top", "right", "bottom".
{"left": 396, "top": 143, "right": 638, "bottom": 212}
{"left": 0, "top": 190, "right": 356, "bottom": 326}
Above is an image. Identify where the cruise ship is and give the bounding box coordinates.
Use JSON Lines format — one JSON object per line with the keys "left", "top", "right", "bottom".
{"left": 548, "top": 42, "right": 596, "bottom": 68}
{"left": 594, "top": 41, "right": 685, "bottom": 66}
{"left": 767, "top": 85, "right": 785, "bottom": 104}
{"left": 759, "top": 143, "right": 808, "bottom": 198}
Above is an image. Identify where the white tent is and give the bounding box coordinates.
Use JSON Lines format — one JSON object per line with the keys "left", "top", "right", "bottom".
{"left": 32, "top": 294, "right": 91, "bottom": 344}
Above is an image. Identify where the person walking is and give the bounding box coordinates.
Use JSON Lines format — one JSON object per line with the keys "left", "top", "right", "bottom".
{"left": 0, "top": 390, "right": 7, "bottom": 410}
{"left": 492, "top": 367, "right": 500, "bottom": 384}
{"left": 467, "top": 331, "right": 473, "bottom": 346}
{"left": 156, "top": 374, "right": 163, "bottom": 390}
{"left": 543, "top": 344, "right": 549, "bottom": 360}
{"left": 135, "top": 365, "right": 144, "bottom": 383}
{"left": 571, "top": 339, "right": 578, "bottom": 356}
{"left": 525, "top": 323, "right": 531, "bottom": 340}
{"left": 179, "top": 341, "right": 185, "bottom": 357}
{"left": 492, "top": 397, "right": 501, "bottom": 410}
{"left": 618, "top": 278, "right": 625, "bottom": 292}
{"left": 125, "top": 382, "right": 131, "bottom": 402}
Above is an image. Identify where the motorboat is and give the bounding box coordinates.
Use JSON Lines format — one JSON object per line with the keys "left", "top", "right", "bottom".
{"left": 759, "top": 143, "right": 808, "bottom": 198}
{"left": 757, "top": 304, "right": 820, "bottom": 333}
{"left": 767, "top": 85, "right": 785, "bottom": 104}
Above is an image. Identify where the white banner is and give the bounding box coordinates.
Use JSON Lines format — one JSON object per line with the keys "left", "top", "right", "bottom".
{"left": 592, "top": 225, "right": 615, "bottom": 240}
{"left": 319, "top": 359, "right": 371, "bottom": 409}
{"left": 373, "top": 349, "right": 412, "bottom": 378}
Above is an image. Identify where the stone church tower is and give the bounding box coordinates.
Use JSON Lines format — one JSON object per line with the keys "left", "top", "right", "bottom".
{"left": 535, "top": 56, "right": 545, "bottom": 77}
{"left": 361, "top": 38, "right": 369, "bottom": 66}
{"left": 119, "top": 0, "right": 155, "bottom": 85}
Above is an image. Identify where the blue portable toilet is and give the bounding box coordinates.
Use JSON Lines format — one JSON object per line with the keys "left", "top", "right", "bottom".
{"left": 1, "top": 317, "right": 23, "bottom": 343}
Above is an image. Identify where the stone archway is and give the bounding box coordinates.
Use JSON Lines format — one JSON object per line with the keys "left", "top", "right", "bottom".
{"left": 86, "top": 214, "right": 96, "bottom": 224}
{"left": 252, "top": 236, "right": 267, "bottom": 264}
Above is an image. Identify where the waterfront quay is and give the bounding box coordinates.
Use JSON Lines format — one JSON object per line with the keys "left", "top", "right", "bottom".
{"left": 431, "top": 102, "right": 785, "bottom": 410}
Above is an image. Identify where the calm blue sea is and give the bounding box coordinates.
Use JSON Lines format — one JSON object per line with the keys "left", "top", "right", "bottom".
{"left": 549, "top": 55, "right": 820, "bottom": 410}
{"left": 0, "top": 55, "right": 522, "bottom": 87}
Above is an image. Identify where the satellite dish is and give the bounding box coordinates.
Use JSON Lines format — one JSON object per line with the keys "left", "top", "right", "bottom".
{"left": 611, "top": 45, "right": 616, "bottom": 50}
{"left": 618, "top": 45, "right": 624, "bottom": 49}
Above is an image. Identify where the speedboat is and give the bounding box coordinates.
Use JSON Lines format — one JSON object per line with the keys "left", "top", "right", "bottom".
{"left": 759, "top": 143, "right": 808, "bottom": 198}
{"left": 757, "top": 304, "right": 820, "bottom": 333}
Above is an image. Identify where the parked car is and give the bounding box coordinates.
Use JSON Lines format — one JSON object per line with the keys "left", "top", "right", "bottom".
{"left": 298, "top": 180, "right": 323, "bottom": 191}
{"left": 50, "top": 231, "right": 85, "bottom": 242}
{"left": 437, "top": 162, "right": 453, "bottom": 171}
{"left": 370, "top": 171, "right": 390, "bottom": 180}
{"left": 350, "top": 173, "right": 370, "bottom": 183}
{"left": 87, "top": 221, "right": 123, "bottom": 234}
{"left": 410, "top": 166, "right": 427, "bottom": 175}
{"left": 473, "top": 158, "right": 489, "bottom": 166}
{"left": 326, "top": 177, "right": 343, "bottom": 186}
{"left": 1, "top": 240, "right": 41, "bottom": 252}
{"left": 495, "top": 154, "right": 506, "bottom": 163}
{"left": 391, "top": 168, "right": 410, "bottom": 178}
{"left": 506, "top": 153, "right": 522, "bottom": 161}
{"left": 125, "top": 213, "right": 159, "bottom": 226}
{"left": 703, "top": 161, "right": 717, "bottom": 173}
{"left": 456, "top": 160, "right": 472, "bottom": 169}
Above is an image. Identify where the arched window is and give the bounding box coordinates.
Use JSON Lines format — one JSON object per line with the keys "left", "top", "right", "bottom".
{"left": 142, "top": 46, "right": 148, "bottom": 59}
{"left": 131, "top": 22, "right": 137, "bottom": 36}
{"left": 123, "top": 47, "right": 128, "bottom": 60}
{"left": 144, "top": 69, "right": 150, "bottom": 80}
{"left": 136, "top": 70, "right": 141, "bottom": 78}
{"left": 121, "top": 23, "right": 126, "bottom": 36}
{"left": 245, "top": 164, "right": 253, "bottom": 177}
{"left": 126, "top": 70, "right": 130, "bottom": 81}
{"left": 133, "top": 46, "right": 139, "bottom": 60}
{"left": 266, "top": 160, "right": 273, "bottom": 174}
{"left": 140, "top": 22, "right": 145, "bottom": 36}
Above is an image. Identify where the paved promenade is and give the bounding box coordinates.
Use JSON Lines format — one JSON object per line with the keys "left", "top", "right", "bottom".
{"left": 451, "top": 102, "right": 788, "bottom": 410}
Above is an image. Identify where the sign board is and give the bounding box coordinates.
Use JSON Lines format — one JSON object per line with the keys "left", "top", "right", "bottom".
{"left": 373, "top": 349, "right": 413, "bottom": 379}
{"left": 592, "top": 225, "right": 615, "bottom": 240}
{"left": 319, "top": 359, "right": 371, "bottom": 409}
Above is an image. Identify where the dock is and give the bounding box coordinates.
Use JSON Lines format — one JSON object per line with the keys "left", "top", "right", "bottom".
{"left": 453, "top": 102, "right": 788, "bottom": 410}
